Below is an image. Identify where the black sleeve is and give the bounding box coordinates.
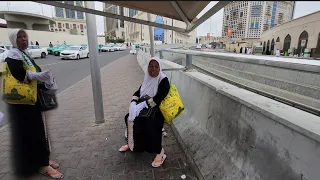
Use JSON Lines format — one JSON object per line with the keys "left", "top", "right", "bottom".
{"left": 153, "top": 77, "right": 170, "bottom": 105}
{"left": 5, "top": 57, "right": 27, "bottom": 82}
{"left": 133, "top": 85, "right": 141, "bottom": 97}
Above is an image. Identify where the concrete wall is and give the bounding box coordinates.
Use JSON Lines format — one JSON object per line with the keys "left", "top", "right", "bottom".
{"left": 137, "top": 50, "right": 320, "bottom": 180}
{"left": 159, "top": 50, "right": 320, "bottom": 102}
{"left": 0, "top": 28, "right": 105, "bottom": 46}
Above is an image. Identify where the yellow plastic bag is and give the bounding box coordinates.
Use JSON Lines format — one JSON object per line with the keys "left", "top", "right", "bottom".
{"left": 160, "top": 84, "right": 184, "bottom": 124}
{"left": 2, "top": 55, "right": 37, "bottom": 105}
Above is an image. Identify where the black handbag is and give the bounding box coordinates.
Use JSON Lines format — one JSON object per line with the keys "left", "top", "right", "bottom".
{"left": 35, "top": 83, "right": 58, "bottom": 112}
{"left": 137, "top": 95, "right": 157, "bottom": 119}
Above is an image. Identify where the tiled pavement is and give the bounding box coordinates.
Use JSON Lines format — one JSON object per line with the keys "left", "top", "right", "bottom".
{"left": 0, "top": 55, "right": 196, "bottom": 180}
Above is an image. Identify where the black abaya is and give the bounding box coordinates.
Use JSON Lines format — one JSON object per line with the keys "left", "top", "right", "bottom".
{"left": 5, "top": 56, "right": 50, "bottom": 178}
{"left": 125, "top": 77, "right": 170, "bottom": 154}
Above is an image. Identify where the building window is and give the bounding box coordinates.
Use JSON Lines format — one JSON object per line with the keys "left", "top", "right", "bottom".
{"left": 73, "top": 24, "right": 76, "bottom": 29}
{"left": 63, "top": 29, "right": 65, "bottom": 32}
{"left": 66, "top": 23, "right": 69, "bottom": 29}
{"left": 80, "top": 24, "right": 84, "bottom": 29}
{"left": 76, "top": 1, "right": 84, "bottom": 19}
{"left": 59, "top": 29, "right": 61, "bottom": 31}
{"left": 77, "top": 25, "right": 79, "bottom": 28}
{"left": 65, "top": 1, "right": 76, "bottom": 19}
{"left": 58, "top": 23, "right": 62, "bottom": 28}
{"left": 55, "top": 7, "right": 64, "bottom": 18}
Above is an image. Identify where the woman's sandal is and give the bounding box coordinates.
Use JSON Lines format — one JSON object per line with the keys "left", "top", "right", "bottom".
{"left": 39, "top": 169, "right": 63, "bottom": 179}
{"left": 151, "top": 154, "right": 167, "bottom": 168}
{"left": 49, "top": 160, "right": 60, "bottom": 169}
{"left": 119, "top": 145, "right": 130, "bottom": 152}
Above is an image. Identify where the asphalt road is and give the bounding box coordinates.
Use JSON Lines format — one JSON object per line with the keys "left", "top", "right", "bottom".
{"left": 0, "top": 50, "right": 129, "bottom": 127}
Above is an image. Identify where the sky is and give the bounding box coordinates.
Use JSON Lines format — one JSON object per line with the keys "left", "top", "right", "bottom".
{"left": 0, "top": 1, "right": 319, "bottom": 37}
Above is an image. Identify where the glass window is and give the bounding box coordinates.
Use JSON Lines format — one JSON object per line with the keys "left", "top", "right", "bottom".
{"left": 250, "top": 22, "right": 254, "bottom": 28}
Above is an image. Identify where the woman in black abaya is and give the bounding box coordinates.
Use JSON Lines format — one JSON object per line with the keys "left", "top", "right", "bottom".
{"left": 5, "top": 29, "right": 63, "bottom": 179}
{"left": 119, "top": 57, "right": 170, "bottom": 168}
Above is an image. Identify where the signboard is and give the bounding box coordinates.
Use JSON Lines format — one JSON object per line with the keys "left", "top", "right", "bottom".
{"left": 254, "top": 46, "right": 263, "bottom": 54}
{"left": 301, "top": 39, "right": 306, "bottom": 47}
{"left": 227, "top": 28, "right": 232, "bottom": 37}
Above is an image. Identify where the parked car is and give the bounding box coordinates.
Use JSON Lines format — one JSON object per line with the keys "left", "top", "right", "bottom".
{"left": 101, "top": 45, "right": 115, "bottom": 52}
{"left": 113, "top": 45, "right": 125, "bottom": 51}
{"left": 27, "top": 45, "right": 48, "bottom": 58}
{"left": 0, "top": 45, "right": 12, "bottom": 51}
{"left": 60, "top": 46, "right": 89, "bottom": 60}
{"left": 53, "top": 45, "right": 72, "bottom": 56}
{"left": 47, "top": 45, "right": 61, "bottom": 55}
{"left": 0, "top": 47, "right": 8, "bottom": 62}
{"left": 196, "top": 44, "right": 202, "bottom": 49}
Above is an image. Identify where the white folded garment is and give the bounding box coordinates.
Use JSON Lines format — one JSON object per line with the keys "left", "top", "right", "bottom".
{"left": 0, "top": 111, "right": 4, "bottom": 126}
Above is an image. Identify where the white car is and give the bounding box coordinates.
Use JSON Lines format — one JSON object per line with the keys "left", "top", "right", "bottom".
{"left": 0, "top": 47, "right": 8, "bottom": 62}
{"left": 196, "top": 44, "right": 202, "bottom": 49}
{"left": 113, "top": 45, "right": 125, "bottom": 51}
{"left": 101, "top": 45, "right": 115, "bottom": 52}
{"left": 60, "top": 46, "right": 89, "bottom": 60}
{"left": 0, "top": 45, "right": 12, "bottom": 51}
{"left": 27, "top": 45, "right": 48, "bottom": 58}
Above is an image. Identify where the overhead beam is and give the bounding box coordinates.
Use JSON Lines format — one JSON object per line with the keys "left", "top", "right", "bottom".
{"left": 185, "top": 1, "right": 232, "bottom": 33}
{"left": 34, "top": 1, "right": 187, "bottom": 33}
{"left": 170, "top": 1, "right": 191, "bottom": 28}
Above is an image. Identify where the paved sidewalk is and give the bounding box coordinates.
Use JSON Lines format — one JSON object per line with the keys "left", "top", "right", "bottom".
{"left": 0, "top": 55, "right": 196, "bottom": 180}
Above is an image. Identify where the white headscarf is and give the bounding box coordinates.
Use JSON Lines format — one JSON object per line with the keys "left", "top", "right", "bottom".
{"left": 7, "top": 29, "right": 29, "bottom": 60}
{"left": 140, "top": 56, "right": 166, "bottom": 98}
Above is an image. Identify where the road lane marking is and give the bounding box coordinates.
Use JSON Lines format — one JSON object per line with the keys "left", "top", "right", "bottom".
{"left": 39, "top": 61, "right": 71, "bottom": 66}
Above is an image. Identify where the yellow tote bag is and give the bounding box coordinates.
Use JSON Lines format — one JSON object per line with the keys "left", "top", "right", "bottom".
{"left": 160, "top": 84, "right": 184, "bottom": 124}
{"left": 2, "top": 53, "right": 37, "bottom": 105}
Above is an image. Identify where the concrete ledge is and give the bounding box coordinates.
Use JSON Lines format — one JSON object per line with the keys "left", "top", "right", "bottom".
{"left": 164, "top": 49, "right": 320, "bottom": 73}
{"left": 137, "top": 50, "right": 320, "bottom": 180}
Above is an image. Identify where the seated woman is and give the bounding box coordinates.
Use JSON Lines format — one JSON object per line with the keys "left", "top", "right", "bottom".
{"left": 119, "top": 56, "right": 170, "bottom": 168}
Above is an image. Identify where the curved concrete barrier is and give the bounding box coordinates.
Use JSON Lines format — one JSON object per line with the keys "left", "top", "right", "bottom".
{"left": 137, "top": 51, "right": 320, "bottom": 180}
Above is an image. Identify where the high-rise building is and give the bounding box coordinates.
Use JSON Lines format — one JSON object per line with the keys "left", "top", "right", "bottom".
{"left": 222, "top": 1, "right": 295, "bottom": 39}
{"left": 123, "top": 8, "right": 197, "bottom": 45}
{"left": 54, "top": 1, "right": 85, "bottom": 20}
{"left": 103, "top": 4, "right": 125, "bottom": 40}
{"left": 51, "top": 1, "right": 87, "bottom": 35}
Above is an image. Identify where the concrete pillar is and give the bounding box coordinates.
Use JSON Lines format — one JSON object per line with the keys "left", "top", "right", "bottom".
{"left": 25, "top": 22, "right": 33, "bottom": 30}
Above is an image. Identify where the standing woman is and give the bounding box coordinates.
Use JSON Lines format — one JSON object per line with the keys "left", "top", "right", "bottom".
{"left": 119, "top": 57, "right": 170, "bottom": 167}
{"left": 4, "top": 29, "right": 63, "bottom": 179}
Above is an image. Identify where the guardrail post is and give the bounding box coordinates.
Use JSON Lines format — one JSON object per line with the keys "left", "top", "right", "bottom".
{"left": 186, "top": 54, "right": 192, "bottom": 69}
{"left": 159, "top": 50, "right": 163, "bottom": 59}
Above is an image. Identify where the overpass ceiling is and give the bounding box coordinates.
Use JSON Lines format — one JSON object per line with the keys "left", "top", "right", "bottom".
{"left": 103, "top": 1, "right": 210, "bottom": 22}
{"left": 35, "top": 1, "right": 231, "bottom": 33}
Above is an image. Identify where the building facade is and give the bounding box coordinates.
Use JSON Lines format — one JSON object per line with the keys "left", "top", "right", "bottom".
{"left": 103, "top": 4, "right": 125, "bottom": 40}
{"left": 260, "top": 10, "right": 320, "bottom": 57}
{"left": 51, "top": 1, "right": 87, "bottom": 35}
{"left": 123, "top": 8, "right": 197, "bottom": 44}
{"left": 222, "top": 1, "right": 295, "bottom": 39}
